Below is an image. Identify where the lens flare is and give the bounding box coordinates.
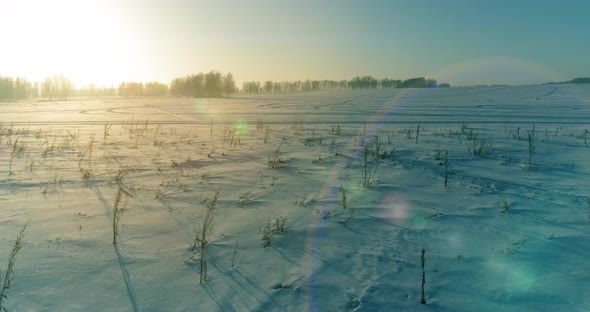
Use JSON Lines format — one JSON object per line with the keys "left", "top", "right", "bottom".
{"left": 377, "top": 194, "right": 410, "bottom": 223}
{"left": 192, "top": 98, "right": 207, "bottom": 113}
{"left": 302, "top": 56, "right": 565, "bottom": 309}
{"left": 411, "top": 216, "right": 427, "bottom": 230}
{"left": 234, "top": 120, "right": 249, "bottom": 135}
{"left": 486, "top": 257, "right": 538, "bottom": 294}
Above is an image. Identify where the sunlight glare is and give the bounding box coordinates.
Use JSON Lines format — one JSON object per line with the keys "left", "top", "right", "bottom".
{"left": 486, "top": 257, "right": 538, "bottom": 294}
{"left": 0, "top": 0, "right": 142, "bottom": 87}
{"left": 377, "top": 194, "right": 411, "bottom": 225}
{"left": 234, "top": 120, "right": 249, "bottom": 135}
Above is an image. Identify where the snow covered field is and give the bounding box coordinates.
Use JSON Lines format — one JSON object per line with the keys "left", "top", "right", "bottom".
{"left": 2, "top": 84, "right": 590, "bottom": 311}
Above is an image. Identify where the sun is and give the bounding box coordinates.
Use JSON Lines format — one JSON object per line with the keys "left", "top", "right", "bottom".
{"left": 0, "top": 0, "right": 143, "bottom": 87}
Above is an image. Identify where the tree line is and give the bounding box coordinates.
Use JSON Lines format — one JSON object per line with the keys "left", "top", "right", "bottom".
{"left": 0, "top": 75, "right": 78, "bottom": 101}
{"left": 75, "top": 84, "right": 117, "bottom": 97}
{"left": 41, "top": 75, "right": 74, "bottom": 100}
{"left": 0, "top": 72, "right": 447, "bottom": 102}
{"left": 241, "top": 76, "right": 442, "bottom": 93}
{"left": 118, "top": 81, "right": 169, "bottom": 97}
{"left": 0, "top": 76, "right": 36, "bottom": 101}
{"left": 170, "top": 71, "right": 236, "bottom": 98}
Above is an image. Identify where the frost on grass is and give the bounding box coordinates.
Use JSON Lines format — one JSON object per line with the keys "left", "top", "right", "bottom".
{"left": 0, "top": 221, "right": 29, "bottom": 312}
{"left": 2, "top": 87, "right": 589, "bottom": 311}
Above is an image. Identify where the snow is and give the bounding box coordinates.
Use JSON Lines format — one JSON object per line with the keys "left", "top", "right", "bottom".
{"left": 1, "top": 84, "right": 590, "bottom": 311}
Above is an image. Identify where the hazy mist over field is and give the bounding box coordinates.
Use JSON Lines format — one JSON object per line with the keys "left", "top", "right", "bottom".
{"left": 1, "top": 1, "right": 590, "bottom": 312}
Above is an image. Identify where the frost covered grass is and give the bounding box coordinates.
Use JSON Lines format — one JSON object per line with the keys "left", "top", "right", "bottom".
{"left": 1, "top": 85, "right": 590, "bottom": 311}
{"left": 0, "top": 221, "right": 28, "bottom": 311}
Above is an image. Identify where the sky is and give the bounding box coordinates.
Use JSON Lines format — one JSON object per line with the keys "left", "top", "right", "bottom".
{"left": 0, "top": 0, "right": 589, "bottom": 87}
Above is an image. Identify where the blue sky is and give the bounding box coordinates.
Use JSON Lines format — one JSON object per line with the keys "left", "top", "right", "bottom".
{"left": 1, "top": 0, "right": 589, "bottom": 86}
